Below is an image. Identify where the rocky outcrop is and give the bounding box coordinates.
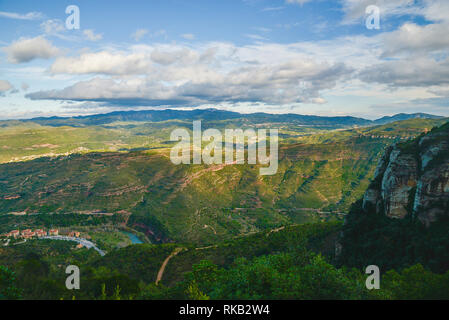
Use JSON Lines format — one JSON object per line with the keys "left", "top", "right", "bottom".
{"left": 362, "top": 122, "right": 449, "bottom": 225}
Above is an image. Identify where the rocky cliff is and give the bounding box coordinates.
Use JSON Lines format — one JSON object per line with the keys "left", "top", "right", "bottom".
{"left": 362, "top": 122, "right": 449, "bottom": 226}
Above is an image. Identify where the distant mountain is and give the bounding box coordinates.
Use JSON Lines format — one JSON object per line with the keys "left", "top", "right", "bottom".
{"left": 373, "top": 113, "right": 443, "bottom": 125}
{"left": 22, "top": 109, "right": 242, "bottom": 127}
{"left": 21, "top": 108, "right": 371, "bottom": 127}
{"left": 5, "top": 108, "right": 443, "bottom": 128}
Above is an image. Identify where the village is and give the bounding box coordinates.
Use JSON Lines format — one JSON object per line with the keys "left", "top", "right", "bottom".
{"left": 3, "top": 228, "right": 58, "bottom": 239}
{"left": 1, "top": 227, "right": 106, "bottom": 255}
{"left": 1, "top": 228, "right": 82, "bottom": 240}
{"left": 1, "top": 228, "right": 85, "bottom": 248}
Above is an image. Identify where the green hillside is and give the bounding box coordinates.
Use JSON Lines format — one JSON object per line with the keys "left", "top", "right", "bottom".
{"left": 1, "top": 118, "right": 446, "bottom": 244}
{"left": 0, "top": 140, "right": 379, "bottom": 243}
{"left": 2, "top": 220, "right": 448, "bottom": 300}
{"left": 1, "top": 117, "right": 448, "bottom": 300}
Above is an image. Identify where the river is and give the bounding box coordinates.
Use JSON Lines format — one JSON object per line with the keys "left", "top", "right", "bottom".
{"left": 122, "top": 231, "right": 144, "bottom": 244}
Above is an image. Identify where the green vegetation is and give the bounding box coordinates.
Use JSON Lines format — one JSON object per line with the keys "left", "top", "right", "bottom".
{"left": 2, "top": 221, "right": 447, "bottom": 300}
{"left": 0, "top": 213, "right": 123, "bottom": 233}
{"left": 0, "top": 222, "right": 344, "bottom": 299}
{"left": 0, "top": 137, "right": 390, "bottom": 243}
{"left": 339, "top": 200, "right": 449, "bottom": 274}
{"left": 0, "top": 266, "right": 21, "bottom": 300}
{"left": 179, "top": 254, "right": 449, "bottom": 300}
{"left": 0, "top": 111, "right": 447, "bottom": 300}
{"left": 1, "top": 115, "right": 445, "bottom": 244}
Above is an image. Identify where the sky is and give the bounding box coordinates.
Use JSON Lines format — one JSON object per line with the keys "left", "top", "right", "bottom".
{"left": 0, "top": 0, "right": 448, "bottom": 120}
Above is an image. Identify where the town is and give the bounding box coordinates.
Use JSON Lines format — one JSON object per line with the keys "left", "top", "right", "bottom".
{"left": 1, "top": 228, "right": 81, "bottom": 239}
{"left": 3, "top": 228, "right": 57, "bottom": 239}
{"left": 1, "top": 228, "right": 105, "bottom": 255}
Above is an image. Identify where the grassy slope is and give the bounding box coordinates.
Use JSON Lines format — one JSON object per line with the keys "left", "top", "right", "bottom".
{"left": 0, "top": 118, "right": 446, "bottom": 244}
{"left": 0, "top": 138, "right": 388, "bottom": 244}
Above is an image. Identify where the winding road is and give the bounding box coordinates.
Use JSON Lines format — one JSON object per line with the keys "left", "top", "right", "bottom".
{"left": 40, "top": 235, "right": 105, "bottom": 256}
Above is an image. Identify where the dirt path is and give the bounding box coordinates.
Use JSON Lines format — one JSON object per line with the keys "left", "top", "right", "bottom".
{"left": 156, "top": 247, "right": 184, "bottom": 285}
{"left": 266, "top": 226, "right": 285, "bottom": 237}
{"left": 203, "top": 224, "right": 217, "bottom": 235}
{"left": 195, "top": 244, "right": 218, "bottom": 251}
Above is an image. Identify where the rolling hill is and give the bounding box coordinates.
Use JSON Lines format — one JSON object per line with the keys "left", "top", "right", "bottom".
{"left": 1, "top": 115, "right": 446, "bottom": 244}
{"left": 3, "top": 108, "right": 442, "bottom": 128}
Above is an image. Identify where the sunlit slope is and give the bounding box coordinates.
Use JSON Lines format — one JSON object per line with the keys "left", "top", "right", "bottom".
{"left": 1, "top": 116, "right": 445, "bottom": 163}
{"left": 0, "top": 140, "right": 382, "bottom": 243}
{"left": 1, "top": 118, "right": 446, "bottom": 243}
{"left": 0, "top": 122, "right": 176, "bottom": 163}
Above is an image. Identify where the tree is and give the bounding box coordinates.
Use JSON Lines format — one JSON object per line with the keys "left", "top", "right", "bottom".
{"left": 0, "top": 266, "right": 22, "bottom": 300}
{"left": 186, "top": 281, "right": 210, "bottom": 300}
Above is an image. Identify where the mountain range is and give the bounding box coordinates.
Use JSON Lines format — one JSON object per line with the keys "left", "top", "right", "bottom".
{"left": 6, "top": 109, "right": 442, "bottom": 128}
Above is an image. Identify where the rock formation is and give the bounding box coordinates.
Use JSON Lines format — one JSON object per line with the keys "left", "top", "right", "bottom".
{"left": 362, "top": 122, "right": 449, "bottom": 226}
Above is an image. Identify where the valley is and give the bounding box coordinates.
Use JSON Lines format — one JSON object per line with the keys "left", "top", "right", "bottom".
{"left": 0, "top": 110, "right": 448, "bottom": 300}
{"left": 1, "top": 112, "right": 445, "bottom": 244}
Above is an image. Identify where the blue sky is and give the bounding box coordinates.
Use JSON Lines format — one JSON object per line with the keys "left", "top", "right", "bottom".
{"left": 0, "top": 0, "right": 449, "bottom": 119}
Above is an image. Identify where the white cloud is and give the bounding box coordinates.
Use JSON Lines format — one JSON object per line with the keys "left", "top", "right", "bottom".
{"left": 3, "top": 36, "right": 60, "bottom": 63}
{"left": 40, "top": 19, "right": 65, "bottom": 35}
{"left": 245, "top": 34, "right": 268, "bottom": 41}
{"left": 0, "top": 80, "right": 13, "bottom": 93}
{"left": 429, "top": 88, "right": 449, "bottom": 98}
{"left": 340, "top": 0, "right": 449, "bottom": 25}
{"left": 422, "top": 0, "right": 449, "bottom": 22}
{"left": 130, "top": 29, "right": 167, "bottom": 41}
{"left": 83, "top": 29, "right": 103, "bottom": 41}
{"left": 382, "top": 22, "right": 449, "bottom": 56}
{"left": 0, "top": 11, "right": 43, "bottom": 20}
{"left": 40, "top": 19, "right": 77, "bottom": 41}
{"left": 150, "top": 48, "right": 198, "bottom": 66}
{"left": 360, "top": 56, "right": 449, "bottom": 87}
{"left": 181, "top": 33, "right": 195, "bottom": 40}
{"left": 14, "top": 0, "right": 449, "bottom": 114}
{"left": 27, "top": 42, "right": 353, "bottom": 106}
{"left": 131, "top": 29, "right": 148, "bottom": 41}
{"left": 286, "top": 0, "right": 312, "bottom": 5}
{"left": 353, "top": 1, "right": 449, "bottom": 89}
{"left": 261, "top": 7, "right": 285, "bottom": 12}
{"left": 50, "top": 51, "right": 153, "bottom": 75}
{"left": 252, "top": 27, "right": 272, "bottom": 33}
{"left": 310, "top": 97, "right": 327, "bottom": 104}
{"left": 340, "top": 0, "right": 418, "bottom": 24}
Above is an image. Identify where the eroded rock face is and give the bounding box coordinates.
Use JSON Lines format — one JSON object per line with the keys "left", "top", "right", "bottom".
{"left": 381, "top": 150, "right": 418, "bottom": 218}
{"left": 362, "top": 188, "right": 380, "bottom": 212}
{"left": 413, "top": 161, "right": 449, "bottom": 226}
{"left": 362, "top": 123, "right": 449, "bottom": 225}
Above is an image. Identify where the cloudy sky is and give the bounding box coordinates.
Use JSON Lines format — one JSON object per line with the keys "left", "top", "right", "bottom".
{"left": 0, "top": 0, "right": 448, "bottom": 120}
